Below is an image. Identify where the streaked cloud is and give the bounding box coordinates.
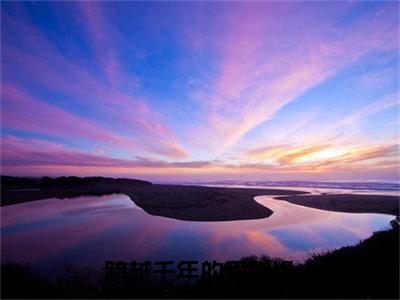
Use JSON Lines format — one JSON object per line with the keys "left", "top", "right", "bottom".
{"left": 1, "top": 11, "right": 187, "bottom": 159}
{"left": 3, "top": 135, "right": 398, "bottom": 181}
{"left": 337, "top": 93, "right": 399, "bottom": 128}
{"left": 190, "top": 3, "right": 398, "bottom": 153}
{"left": 1, "top": 2, "right": 398, "bottom": 180}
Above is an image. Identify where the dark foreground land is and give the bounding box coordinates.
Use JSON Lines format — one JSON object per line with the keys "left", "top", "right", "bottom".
{"left": 2, "top": 227, "right": 399, "bottom": 299}
{"left": 1, "top": 176, "right": 399, "bottom": 298}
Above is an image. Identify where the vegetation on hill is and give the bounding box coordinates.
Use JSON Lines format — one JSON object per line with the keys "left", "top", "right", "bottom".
{"left": 1, "top": 175, "right": 152, "bottom": 190}
{"left": 2, "top": 226, "right": 398, "bottom": 299}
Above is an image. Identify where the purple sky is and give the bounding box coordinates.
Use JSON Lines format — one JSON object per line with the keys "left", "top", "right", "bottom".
{"left": 1, "top": 2, "right": 399, "bottom": 181}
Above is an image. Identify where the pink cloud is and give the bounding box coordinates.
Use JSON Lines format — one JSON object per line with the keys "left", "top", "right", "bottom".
{"left": 2, "top": 14, "right": 187, "bottom": 159}
{"left": 190, "top": 3, "right": 399, "bottom": 153}
{"left": 1, "top": 136, "right": 204, "bottom": 172}
{"left": 1, "top": 84, "right": 130, "bottom": 146}
{"left": 78, "top": 1, "right": 124, "bottom": 86}
{"left": 2, "top": 135, "right": 398, "bottom": 180}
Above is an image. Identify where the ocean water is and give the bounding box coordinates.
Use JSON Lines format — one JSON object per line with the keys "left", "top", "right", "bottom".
{"left": 168, "top": 180, "right": 400, "bottom": 196}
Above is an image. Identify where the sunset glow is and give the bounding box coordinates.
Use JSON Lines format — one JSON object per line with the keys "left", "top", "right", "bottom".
{"left": 1, "top": 2, "right": 399, "bottom": 181}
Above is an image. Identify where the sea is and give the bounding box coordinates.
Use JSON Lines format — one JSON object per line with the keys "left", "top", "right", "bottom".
{"left": 163, "top": 180, "right": 400, "bottom": 196}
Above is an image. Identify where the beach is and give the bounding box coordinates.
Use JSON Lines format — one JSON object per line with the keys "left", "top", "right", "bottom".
{"left": 276, "top": 194, "right": 399, "bottom": 216}
{"left": 1, "top": 176, "right": 399, "bottom": 221}
{"left": 1, "top": 176, "right": 399, "bottom": 299}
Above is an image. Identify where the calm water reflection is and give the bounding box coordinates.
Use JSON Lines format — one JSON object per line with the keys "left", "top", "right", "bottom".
{"left": 1, "top": 194, "right": 393, "bottom": 272}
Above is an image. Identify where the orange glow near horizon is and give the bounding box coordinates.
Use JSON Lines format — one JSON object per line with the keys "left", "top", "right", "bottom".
{"left": 1, "top": 2, "right": 399, "bottom": 181}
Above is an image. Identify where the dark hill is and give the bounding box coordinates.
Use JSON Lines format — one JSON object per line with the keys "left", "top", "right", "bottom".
{"left": 1, "top": 175, "right": 152, "bottom": 190}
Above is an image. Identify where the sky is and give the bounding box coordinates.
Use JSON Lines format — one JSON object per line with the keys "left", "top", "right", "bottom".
{"left": 1, "top": 1, "right": 399, "bottom": 182}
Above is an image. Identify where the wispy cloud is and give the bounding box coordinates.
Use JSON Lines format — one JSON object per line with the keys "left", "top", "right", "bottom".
{"left": 1, "top": 84, "right": 129, "bottom": 146}
{"left": 277, "top": 145, "right": 331, "bottom": 165}
{"left": 1, "top": 12, "right": 188, "bottom": 159}
{"left": 3, "top": 135, "right": 397, "bottom": 180}
{"left": 191, "top": 3, "right": 398, "bottom": 154}
{"left": 79, "top": 1, "right": 123, "bottom": 86}
{"left": 1, "top": 2, "right": 398, "bottom": 180}
{"left": 1, "top": 136, "right": 203, "bottom": 171}
{"left": 242, "top": 139, "right": 399, "bottom": 175}
{"left": 337, "top": 93, "right": 399, "bottom": 128}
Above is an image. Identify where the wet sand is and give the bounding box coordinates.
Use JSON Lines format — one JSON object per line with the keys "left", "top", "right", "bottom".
{"left": 276, "top": 194, "right": 399, "bottom": 216}
{"left": 2, "top": 179, "right": 398, "bottom": 220}
{"left": 1, "top": 182, "right": 306, "bottom": 221}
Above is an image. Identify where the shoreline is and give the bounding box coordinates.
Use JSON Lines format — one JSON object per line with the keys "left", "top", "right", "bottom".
{"left": 1, "top": 176, "right": 398, "bottom": 220}
{"left": 0, "top": 184, "right": 306, "bottom": 221}
{"left": 276, "top": 194, "right": 399, "bottom": 217}
{"left": 1, "top": 176, "right": 306, "bottom": 221}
